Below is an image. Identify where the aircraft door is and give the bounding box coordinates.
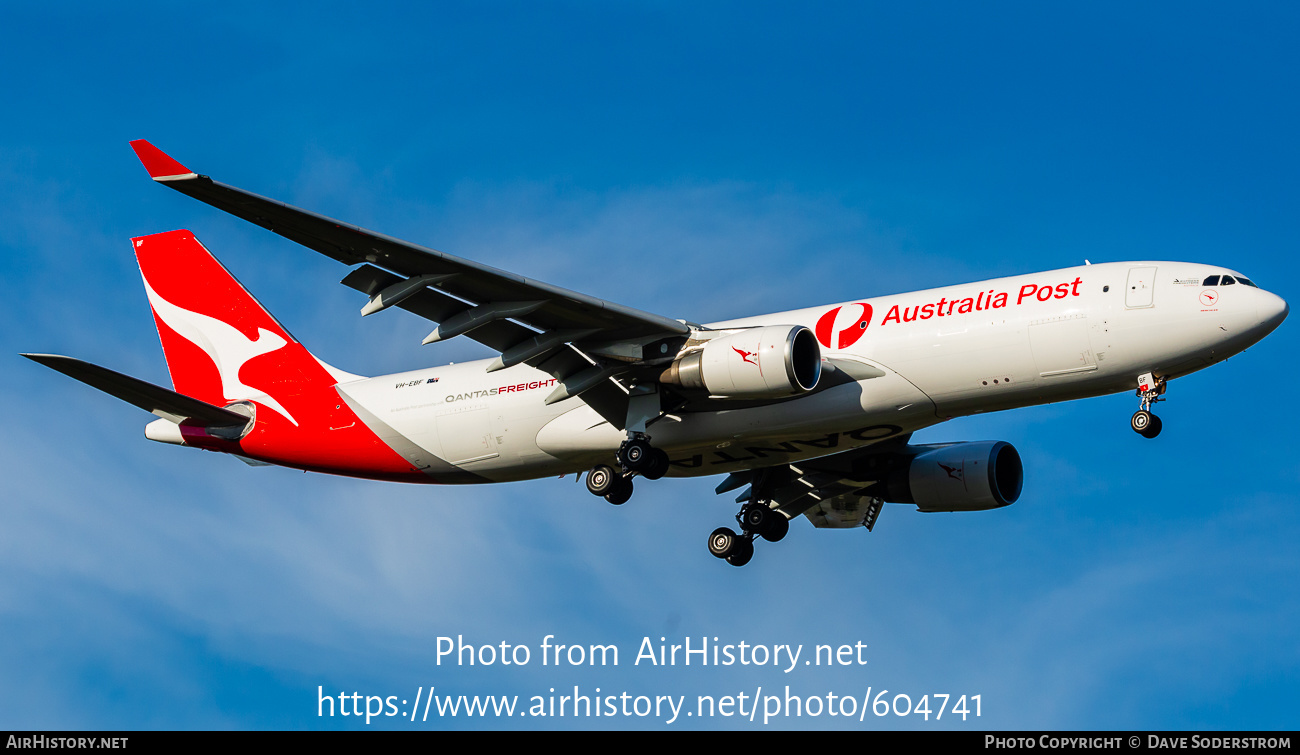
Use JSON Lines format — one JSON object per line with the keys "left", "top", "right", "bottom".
{"left": 1125, "top": 266, "right": 1157, "bottom": 308}
{"left": 1029, "top": 315, "right": 1097, "bottom": 377}
{"left": 435, "top": 404, "right": 500, "bottom": 465}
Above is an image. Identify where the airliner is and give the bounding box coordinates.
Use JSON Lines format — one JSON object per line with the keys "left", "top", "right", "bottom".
{"left": 22, "top": 141, "right": 1288, "bottom": 567}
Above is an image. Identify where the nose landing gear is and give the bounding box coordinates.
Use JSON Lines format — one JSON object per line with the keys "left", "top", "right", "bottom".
{"left": 1131, "top": 372, "right": 1167, "bottom": 439}
{"left": 1131, "top": 409, "right": 1162, "bottom": 438}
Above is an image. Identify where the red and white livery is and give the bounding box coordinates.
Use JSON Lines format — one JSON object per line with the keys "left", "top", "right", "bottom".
{"left": 23, "top": 142, "right": 1289, "bottom": 567}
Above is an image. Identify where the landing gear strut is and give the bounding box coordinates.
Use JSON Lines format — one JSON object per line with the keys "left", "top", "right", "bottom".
{"left": 584, "top": 385, "right": 675, "bottom": 506}
{"left": 1131, "top": 372, "right": 1166, "bottom": 439}
{"left": 708, "top": 500, "right": 790, "bottom": 567}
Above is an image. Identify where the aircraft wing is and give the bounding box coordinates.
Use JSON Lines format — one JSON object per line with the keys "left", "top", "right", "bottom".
{"left": 21, "top": 354, "right": 250, "bottom": 427}
{"left": 129, "top": 140, "right": 692, "bottom": 427}
{"left": 714, "top": 435, "right": 914, "bottom": 531}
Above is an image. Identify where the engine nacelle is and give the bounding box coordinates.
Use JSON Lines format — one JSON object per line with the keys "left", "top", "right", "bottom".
{"left": 885, "top": 441, "right": 1023, "bottom": 512}
{"left": 660, "top": 325, "right": 822, "bottom": 399}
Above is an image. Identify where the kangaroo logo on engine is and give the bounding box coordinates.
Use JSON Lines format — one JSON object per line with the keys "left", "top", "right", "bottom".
{"left": 815, "top": 303, "right": 873, "bottom": 350}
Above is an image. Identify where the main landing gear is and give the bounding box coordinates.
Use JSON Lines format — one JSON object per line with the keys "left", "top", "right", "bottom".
{"left": 584, "top": 434, "right": 670, "bottom": 506}
{"left": 1131, "top": 372, "right": 1167, "bottom": 439}
{"left": 585, "top": 463, "right": 633, "bottom": 504}
{"left": 708, "top": 501, "right": 790, "bottom": 567}
{"left": 618, "top": 436, "right": 670, "bottom": 480}
{"left": 585, "top": 383, "right": 674, "bottom": 505}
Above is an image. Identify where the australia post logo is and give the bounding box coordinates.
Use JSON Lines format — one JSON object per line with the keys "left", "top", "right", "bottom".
{"left": 815, "top": 303, "right": 873, "bottom": 350}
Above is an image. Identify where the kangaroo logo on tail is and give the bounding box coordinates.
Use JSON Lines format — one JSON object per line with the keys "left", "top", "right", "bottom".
{"left": 135, "top": 233, "right": 303, "bottom": 426}
{"left": 140, "top": 274, "right": 299, "bottom": 426}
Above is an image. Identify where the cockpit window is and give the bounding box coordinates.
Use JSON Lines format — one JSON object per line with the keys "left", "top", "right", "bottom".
{"left": 1221, "top": 276, "right": 1237, "bottom": 286}
{"left": 1203, "top": 275, "right": 1221, "bottom": 286}
{"left": 1238, "top": 277, "right": 1258, "bottom": 288}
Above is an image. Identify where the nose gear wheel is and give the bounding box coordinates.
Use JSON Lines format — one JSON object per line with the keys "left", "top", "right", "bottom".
{"left": 1131, "top": 374, "right": 1167, "bottom": 439}
{"left": 1131, "top": 409, "right": 1162, "bottom": 438}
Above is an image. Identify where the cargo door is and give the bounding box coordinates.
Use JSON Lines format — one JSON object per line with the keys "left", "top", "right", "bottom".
{"left": 1029, "top": 315, "right": 1097, "bottom": 377}
{"left": 435, "top": 404, "right": 499, "bottom": 464}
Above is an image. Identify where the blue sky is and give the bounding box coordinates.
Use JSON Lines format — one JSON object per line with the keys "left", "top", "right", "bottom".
{"left": 2, "top": 2, "right": 1297, "bottom": 730}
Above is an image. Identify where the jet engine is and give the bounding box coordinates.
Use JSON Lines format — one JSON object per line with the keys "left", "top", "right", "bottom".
{"left": 884, "top": 441, "right": 1023, "bottom": 512}
{"left": 659, "top": 325, "right": 822, "bottom": 399}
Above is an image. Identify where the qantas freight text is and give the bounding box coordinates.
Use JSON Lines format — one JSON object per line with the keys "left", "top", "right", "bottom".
{"left": 444, "top": 378, "right": 560, "bottom": 403}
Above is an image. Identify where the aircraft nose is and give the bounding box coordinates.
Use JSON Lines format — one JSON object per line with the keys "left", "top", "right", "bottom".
{"left": 1257, "top": 292, "right": 1289, "bottom": 335}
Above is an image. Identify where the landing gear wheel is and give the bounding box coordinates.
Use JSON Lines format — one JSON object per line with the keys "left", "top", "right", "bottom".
{"left": 708, "top": 527, "right": 740, "bottom": 559}
{"left": 604, "top": 476, "right": 634, "bottom": 505}
{"left": 586, "top": 465, "right": 618, "bottom": 497}
{"left": 708, "top": 527, "right": 755, "bottom": 566}
{"left": 640, "top": 449, "right": 670, "bottom": 481}
{"left": 742, "top": 503, "right": 772, "bottom": 533}
{"left": 760, "top": 513, "right": 789, "bottom": 543}
{"left": 1132, "top": 374, "right": 1169, "bottom": 439}
{"left": 1131, "top": 410, "right": 1156, "bottom": 436}
{"left": 725, "top": 538, "right": 754, "bottom": 567}
{"left": 741, "top": 503, "right": 790, "bottom": 542}
{"left": 619, "top": 438, "right": 654, "bottom": 471}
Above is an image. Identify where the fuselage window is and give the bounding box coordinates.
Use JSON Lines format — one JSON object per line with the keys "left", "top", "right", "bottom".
{"left": 1238, "top": 277, "right": 1258, "bottom": 288}
{"left": 1202, "top": 275, "right": 1221, "bottom": 286}
{"left": 1221, "top": 276, "right": 1236, "bottom": 286}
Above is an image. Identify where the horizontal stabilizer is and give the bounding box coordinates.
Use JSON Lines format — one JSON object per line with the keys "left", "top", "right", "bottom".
{"left": 21, "top": 353, "right": 249, "bottom": 427}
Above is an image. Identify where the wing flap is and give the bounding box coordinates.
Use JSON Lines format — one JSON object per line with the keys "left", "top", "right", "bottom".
{"left": 339, "top": 264, "right": 631, "bottom": 427}
{"left": 341, "top": 264, "right": 537, "bottom": 353}
{"left": 718, "top": 434, "right": 914, "bottom": 531}
{"left": 803, "top": 489, "right": 886, "bottom": 530}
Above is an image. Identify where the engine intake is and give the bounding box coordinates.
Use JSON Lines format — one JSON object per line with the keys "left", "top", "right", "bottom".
{"left": 884, "top": 441, "right": 1023, "bottom": 512}
{"left": 660, "top": 325, "right": 821, "bottom": 399}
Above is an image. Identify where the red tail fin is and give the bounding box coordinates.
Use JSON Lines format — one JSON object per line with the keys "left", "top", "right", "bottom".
{"left": 132, "top": 230, "right": 421, "bottom": 480}
{"left": 133, "top": 230, "right": 348, "bottom": 425}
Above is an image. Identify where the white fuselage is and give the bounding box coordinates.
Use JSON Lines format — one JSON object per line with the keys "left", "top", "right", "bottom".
{"left": 331, "top": 261, "right": 1287, "bottom": 483}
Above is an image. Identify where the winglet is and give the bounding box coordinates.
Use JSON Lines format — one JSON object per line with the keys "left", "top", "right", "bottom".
{"left": 129, "top": 140, "right": 197, "bottom": 181}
